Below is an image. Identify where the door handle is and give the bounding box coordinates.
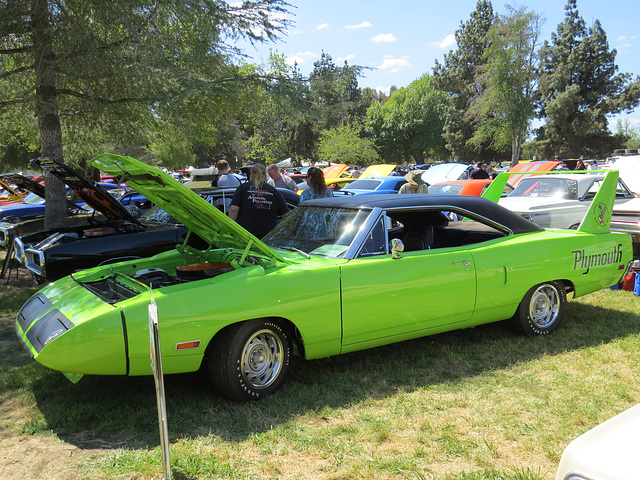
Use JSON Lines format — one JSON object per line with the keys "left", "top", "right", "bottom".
{"left": 452, "top": 261, "right": 471, "bottom": 266}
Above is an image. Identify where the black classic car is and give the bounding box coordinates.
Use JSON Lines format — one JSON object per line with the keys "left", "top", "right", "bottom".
{"left": 15, "top": 162, "right": 299, "bottom": 281}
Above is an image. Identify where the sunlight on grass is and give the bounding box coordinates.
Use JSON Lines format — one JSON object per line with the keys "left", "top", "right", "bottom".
{"left": 1, "top": 287, "right": 638, "bottom": 479}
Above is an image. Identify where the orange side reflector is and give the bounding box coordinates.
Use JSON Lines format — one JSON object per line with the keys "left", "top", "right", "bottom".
{"left": 176, "top": 341, "right": 201, "bottom": 351}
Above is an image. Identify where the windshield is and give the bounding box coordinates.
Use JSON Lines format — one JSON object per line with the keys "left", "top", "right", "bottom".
{"left": 343, "top": 179, "right": 381, "bottom": 191}
{"left": 22, "top": 192, "right": 46, "bottom": 205}
{"left": 429, "top": 184, "right": 464, "bottom": 195}
{"left": 263, "top": 206, "right": 371, "bottom": 258}
{"left": 142, "top": 205, "right": 178, "bottom": 224}
{"left": 509, "top": 178, "right": 578, "bottom": 200}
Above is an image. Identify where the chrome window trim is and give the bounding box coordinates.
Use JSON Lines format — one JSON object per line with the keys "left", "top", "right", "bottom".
{"left": 343, "top": 207, "right": 384, "bottom": 259}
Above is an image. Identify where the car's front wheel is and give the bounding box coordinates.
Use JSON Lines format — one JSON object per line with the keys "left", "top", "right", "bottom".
{"left": 512, "top": 281, "right": 566, "bottom": 335}
{"left": 208, "top": 319, "right": 292, "bottom": 402}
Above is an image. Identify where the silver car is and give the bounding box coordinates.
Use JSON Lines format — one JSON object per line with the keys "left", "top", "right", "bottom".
{"left": 499, "top": 173, "right": 636, "bottom": 229}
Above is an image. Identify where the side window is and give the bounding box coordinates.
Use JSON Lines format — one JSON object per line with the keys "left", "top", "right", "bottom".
{"left": 394, "top": 180, "right": 407, "bottom": 191}
{"left": 435, "top": 211, "right": 506, "bottom": 247}
{"left": 358, "top": 216, "right": 388, "bottom": 257}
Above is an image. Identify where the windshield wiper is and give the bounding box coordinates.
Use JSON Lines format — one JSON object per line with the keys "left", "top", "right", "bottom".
{"left": 280, "top": 246, "right": 310, "bottom": 258}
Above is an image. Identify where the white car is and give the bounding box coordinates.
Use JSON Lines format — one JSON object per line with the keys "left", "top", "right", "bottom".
{"left": 611, "top": 196, "right": 640, "bottom": 258}
{"left": 499, "top": 173, "right": 636, "bottom": 229}
{"left": 603, "top": 154, "right": 640, "bottom": 194}
{"left": 556, "top": 403, "right": 640, "bottom": 480}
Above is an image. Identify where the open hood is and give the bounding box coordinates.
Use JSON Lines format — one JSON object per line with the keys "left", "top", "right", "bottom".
{"left": 32, "top": 157, "right": 141, "bottom": 224}
{"left": 0, "top": 173, "right": 46, "bottom": 199}
{"left": 421, "top": 163, "right": 471, "bottom": 185}
{"left": 323, "top": 164, "right": 350, "bottom": 179}
{"left": 90, "top": 153, "right": 287, "bottom": 263}
{"left": 360, "top": 164, "right": 396, "bottom": 179}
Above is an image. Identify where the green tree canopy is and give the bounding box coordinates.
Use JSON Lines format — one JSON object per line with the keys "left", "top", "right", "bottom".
{"left": 535, "top": 0, "right": 640, "bottom": 159}
{"left": 316, "top": 122, "right": 379, "bottom": 167}
{"left": 432, "top": 0, "right": 497, "bottom": 162}
{"left": 466, "top": 5, "right": 542, "bottom": 165}
{"left": 0, "top": 0, "right": 290, "bottom": 226}
{"left": 366, "top": 75, "right": 451, "bottom": 164}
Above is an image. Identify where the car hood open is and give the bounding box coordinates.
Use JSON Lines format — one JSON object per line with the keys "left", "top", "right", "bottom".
{"left": 32, "top": 157, "right": 141, "bottom": 224}
{"left": 0, "top": 173, "right": 46, "bottom": 199}
{"left": 421, "top": 163, "right": 471, "bottom": 185}
{"left": 90, "top": 153, "right": 287, "bottom": 263}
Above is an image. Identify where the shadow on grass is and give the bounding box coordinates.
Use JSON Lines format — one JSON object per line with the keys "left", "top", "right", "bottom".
{"left": 23, "top": 295, "right": 640, "bottom": 451}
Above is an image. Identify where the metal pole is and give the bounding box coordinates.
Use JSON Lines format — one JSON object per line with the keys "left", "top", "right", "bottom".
{"left": 149, "top": 291, "right": 172, "bottom": 480}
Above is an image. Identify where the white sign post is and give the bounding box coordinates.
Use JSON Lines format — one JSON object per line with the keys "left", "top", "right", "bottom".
{"left": 149, "top": 291, "right": 172, "bottom": 480}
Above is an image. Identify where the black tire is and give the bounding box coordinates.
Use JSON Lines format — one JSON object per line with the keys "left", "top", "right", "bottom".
{"left": 208, "top": 319, "right": 291, "bottom": 402}
{"left": 512, "top": 281, "right": 566, "bottom": 336}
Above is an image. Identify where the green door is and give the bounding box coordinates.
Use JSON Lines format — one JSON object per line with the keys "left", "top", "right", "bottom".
{"left": 340, "top": 249, "right": 477, "bottom": 347}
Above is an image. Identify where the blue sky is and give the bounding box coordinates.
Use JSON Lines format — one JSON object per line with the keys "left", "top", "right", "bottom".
{"left": 239, "top": 0, "right": 640, "bottom": 128}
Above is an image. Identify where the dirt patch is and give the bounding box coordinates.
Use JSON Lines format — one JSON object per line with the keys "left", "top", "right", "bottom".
{"left": 1, "top": 261, "right": 42, "bottom": 289}
{"left": 0, "top": 435, "right": 95, "bottom": 480}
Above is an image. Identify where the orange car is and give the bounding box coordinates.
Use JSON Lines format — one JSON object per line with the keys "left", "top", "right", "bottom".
{"left": 507, "top": 160, "right": 562, "bottom": 187}
{"left": 429, "top": 179, "right": 514, "bottom": 197}
{"left": 428, "top": 179, "right": 494, "bottom": 197}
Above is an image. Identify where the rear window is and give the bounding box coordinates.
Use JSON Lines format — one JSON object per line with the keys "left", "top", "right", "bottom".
{"left": 344, "top": 179, "right": 381, "bottom": 191}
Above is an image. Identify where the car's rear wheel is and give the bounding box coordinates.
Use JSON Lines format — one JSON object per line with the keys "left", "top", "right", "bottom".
{"left": 208, "top": 319, "right": 291, "bottom": 402}
{"left": 512, "top": 281, "right": 566, "bottom": 335}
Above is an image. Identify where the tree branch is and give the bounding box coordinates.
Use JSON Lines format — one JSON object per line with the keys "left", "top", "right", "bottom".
{"left": 0, "top": 64, "right": 34, "bottom": 80}
{"left": 54, "top": 88, "right": 144, "bottom": 104}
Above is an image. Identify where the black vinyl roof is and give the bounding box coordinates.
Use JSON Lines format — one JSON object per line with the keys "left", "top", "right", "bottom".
{"left": 301, "top": 193, "right": 544, "bottom": 235}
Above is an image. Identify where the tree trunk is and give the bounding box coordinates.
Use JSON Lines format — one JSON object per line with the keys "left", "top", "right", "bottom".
{"left": 32, "top": 0, "right": 67, "bottom": 229}
{"left": 511, "top": 134, "right": 522, "bottom": 167}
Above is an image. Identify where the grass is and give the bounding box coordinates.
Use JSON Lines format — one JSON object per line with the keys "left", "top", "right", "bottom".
{"left": 0, "top": 269, "right": 639, "bottom": 479}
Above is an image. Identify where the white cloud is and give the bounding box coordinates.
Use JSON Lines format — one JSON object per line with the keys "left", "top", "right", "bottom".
{"left": 285, "top": 51, "right": 318, "bottom": 65}
{"left": 429, "top": 33, "right": 456, "bottom": 49}
{"left": 316, "top": 23, "right": 330, "bottom": 30}
{"left": 379, "top": 55, "right": 411, "bottom": 72}
{"left": 617, "top": 35, "right": 636, "bottom": 42}
{"left": 374, "top": 86, "right": 391, "bottom": 94}
{"left": 372, "top": 33, "right": 396, "bottom": 43}
{"left": 346, "top": 21, "right": 373, "bottom": 30}
{"left": 337, "top": 54, "right": 356, "bottom": 63}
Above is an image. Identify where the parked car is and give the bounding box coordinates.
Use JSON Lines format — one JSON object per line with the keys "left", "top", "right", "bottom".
{"left": 0, "top": 171, "right": 117, "bottom": 222}
{"left": 420, "top": 163, "right": 472, "bottom": 185}
{"left": 14, "top": 154, "right": 631, "bottom": 402}
{"left": 605, "top": 154, "right": 640, "bottom": 194}
{"left": 0, "top": 175, "right": 27, "bottom": 204}
{"left": 296, "top": 163, "right": 353, "bottom": 193}
{"left": 611, "top": 197, "right": 640, "bottom": 259}
{"left": 498, "top": 173, "right": 636, "bottom": 229}
{"left": 506, "top": 160, "right": 563, "bottom": 187}
{"left": 428, "top": 179, "right": 513, "bottom": 197}
{"left": 556, "top": 403, "right": 640, "bottom": 480}
{"left": 0, "top": 187, "right": 147, "bottom": 250}
{"left": 15, "top": 178, "right": 299, "bottom": 282}
{"left": 338, "top": 176, "right": 407, "bottom": 195}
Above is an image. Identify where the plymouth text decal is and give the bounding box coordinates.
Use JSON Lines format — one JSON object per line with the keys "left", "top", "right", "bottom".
{"left": 572, "top": 244, "right": 623, "bottom": 274}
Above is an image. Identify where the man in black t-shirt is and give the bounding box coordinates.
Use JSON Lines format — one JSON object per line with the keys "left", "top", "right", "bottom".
{"left": 229, "top": 164, "right": 289, "bottom": 238}
{"left": 470, "top": 162, "right": 490, "bottom": 179}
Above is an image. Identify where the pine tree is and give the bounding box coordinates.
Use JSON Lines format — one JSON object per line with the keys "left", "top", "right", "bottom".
{"left": 535, "top": 0, "right": 640, "bottom": 159}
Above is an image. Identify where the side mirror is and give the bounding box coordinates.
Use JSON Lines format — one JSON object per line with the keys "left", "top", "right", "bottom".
{"left": 390, "top": 238, "right": 404, "bottom": 259}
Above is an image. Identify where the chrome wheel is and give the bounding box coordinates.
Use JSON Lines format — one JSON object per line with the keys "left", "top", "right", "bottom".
{"left": 512, "top": 281, "right": 566, "bottom": 336}
{"left": 528, "top": 283, "right": 561, "bottom": 329}
{"left": 240, "top": 329, "right": 285, "bottom": 390}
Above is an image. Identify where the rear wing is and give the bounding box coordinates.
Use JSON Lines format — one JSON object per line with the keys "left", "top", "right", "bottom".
{"left": 481, "top": 170, "right": 619, "bottom": 234}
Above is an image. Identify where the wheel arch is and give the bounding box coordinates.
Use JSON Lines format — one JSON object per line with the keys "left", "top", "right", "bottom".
{"left": 204, "top": 316, "right": 305, "bottom": 360}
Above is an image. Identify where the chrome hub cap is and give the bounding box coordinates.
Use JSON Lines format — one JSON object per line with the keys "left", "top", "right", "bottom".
{"left": 529, "top": 284, "right": 560, "bottom": 328}
{"left": 241, "top": 329, "right": 284, "bottom": 389}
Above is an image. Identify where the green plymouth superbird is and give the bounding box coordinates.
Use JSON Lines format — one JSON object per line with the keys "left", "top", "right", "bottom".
{"left": 15, "top": 154, "right": 633, "bottom": 401}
